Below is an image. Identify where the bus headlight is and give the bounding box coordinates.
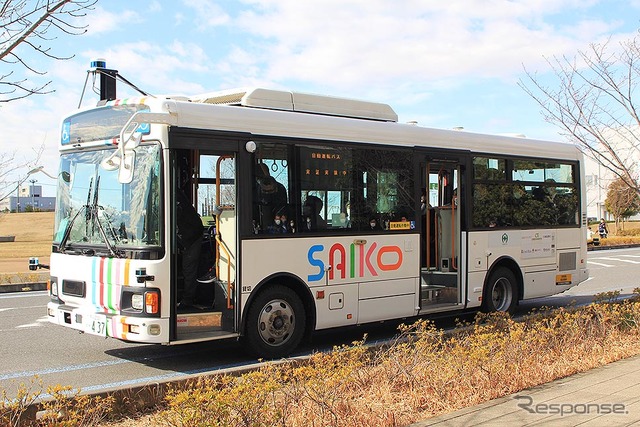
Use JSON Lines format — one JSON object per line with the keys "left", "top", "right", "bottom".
{"left": 131, "top": 294, "right": 144, "bottom": 311}
{"left": 122, "top": 287, "right": 161, "bottom": 317}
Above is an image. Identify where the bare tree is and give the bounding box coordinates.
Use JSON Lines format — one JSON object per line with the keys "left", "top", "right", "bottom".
{"left": 519, "top": 31, "right": 640, "bottom": 196}
{"left": 0, "top": 142, "right": 44, "bottom": 203}
{"left": 1, "top": 0, "right": 97, "bottom": 102}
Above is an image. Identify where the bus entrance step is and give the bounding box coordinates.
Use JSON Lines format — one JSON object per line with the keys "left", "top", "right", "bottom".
{"left": 177, "top": 311, "right": 222, "bottom": 333}
{"left": 421, "top": 270, "right": 458, "bottom": 287}
{"left": 421, "top": 287, "right": 458, "bottom": 305}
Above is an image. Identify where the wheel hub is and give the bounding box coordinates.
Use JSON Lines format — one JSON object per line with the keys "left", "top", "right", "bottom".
{"left": 258, "top": 300, "right": 294, "bottom": 346}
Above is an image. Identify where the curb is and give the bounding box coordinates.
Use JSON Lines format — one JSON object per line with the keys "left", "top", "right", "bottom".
{"left": 588, "top": 243, "right": 640, "bottom": 251}
{"left": 0, "top": 282, "right": 48, "bottom": 293}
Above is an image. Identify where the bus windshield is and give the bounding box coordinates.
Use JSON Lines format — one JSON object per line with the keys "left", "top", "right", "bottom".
{"left": 53, "top": 143, "right": 162, "bottom": 253}
{"left": 62, "top": 104, "right": 149, "bottom": 145}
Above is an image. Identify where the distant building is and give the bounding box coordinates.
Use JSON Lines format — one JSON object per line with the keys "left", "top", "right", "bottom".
{"left": 583, "top": 127, "right": 640, "bottom": 222}
{"left": 4, "top": 184, "right": 55, "bottom": 212}
{"left": 584, "top": 155, "right": 610, "bottom": 221}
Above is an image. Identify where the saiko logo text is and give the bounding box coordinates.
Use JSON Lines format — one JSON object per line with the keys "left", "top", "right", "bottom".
{"left": 307, "top": 242, "right": 403, "bottom": 282}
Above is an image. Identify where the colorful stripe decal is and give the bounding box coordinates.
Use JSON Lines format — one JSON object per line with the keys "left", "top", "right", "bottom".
{"left": 124, "top": 260, "right": 130, "bottom": 286}
{"left": 120, "top": 317, "right": 128, "bottom": 341}
{"left": 105, "top": 97, "right": 148, "bottom": 106}
{"left": 99, "top": 258, "right": 105, "bottom": 310}
{"left": 91, "top": 258, "right": 131, "bottom": 314}
{"left": 91, "top": 258, "right": 98, "bottom": 306}
{"left": 103, "top": 316, "right": 129, "bottom": 340}
{"left": 107, "top": 258, "right": 113, "bottom": 311}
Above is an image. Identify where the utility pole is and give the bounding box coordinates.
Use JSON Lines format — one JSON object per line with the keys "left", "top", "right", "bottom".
{"left": 29, "top": 179, "right": 37, "bottom": 211}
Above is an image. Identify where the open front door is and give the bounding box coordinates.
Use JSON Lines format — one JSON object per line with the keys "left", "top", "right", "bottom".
{"left": 173, "top": 148, "right": 238, "bottom": 342}
{"left": 420, "top": 157, "right": 465, "bottom": 311}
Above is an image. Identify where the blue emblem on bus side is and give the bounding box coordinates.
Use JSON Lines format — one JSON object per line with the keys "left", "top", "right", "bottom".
{"left": 136, "top": 122, "right": 150, "bottom": 134}
{"left": 61, "top": 121, "right": 70, "bottom": 145}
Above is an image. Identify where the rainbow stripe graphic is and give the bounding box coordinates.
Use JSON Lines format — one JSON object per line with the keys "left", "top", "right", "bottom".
{"left": 91, "top": 257, "right": 131, "bottom": 314}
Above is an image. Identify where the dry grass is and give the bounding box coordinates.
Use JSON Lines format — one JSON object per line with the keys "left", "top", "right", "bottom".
{"left": 142, "top": 300, "right": 640, "bottom": 427}
{"left": 6, "top": 296, "right": 638, "bottom": 427}
{"left": 599, "top": 235, "right": 640, "bottom": 246}
{"left": 0, "top": 212, "right": 54, "bottom": 259}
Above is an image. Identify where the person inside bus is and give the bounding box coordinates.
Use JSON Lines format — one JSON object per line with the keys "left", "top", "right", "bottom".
{"left": 420, "top": 190, "right": 429, "bottom": 214}
{"left": 255, "top": 162, "right": 288, "bottom": 231}
{"left": 279, "top": 213, "right": 291, "bottom": 233}
{"left": 369, "top": 217, "right": 382, "bottom": 230}
{"left": 266, "top": 213, "right": 289, "bottom": 234}
{"left": 176, "top": 172, "right": 205, "bottom": 312}
{"left": 302, "top": 195, "right": 326, "bottom": 231}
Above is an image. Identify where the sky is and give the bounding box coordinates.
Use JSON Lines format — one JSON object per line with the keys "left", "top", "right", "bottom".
{"left": 2, "top": 0, "right": 640, "bottom": 197}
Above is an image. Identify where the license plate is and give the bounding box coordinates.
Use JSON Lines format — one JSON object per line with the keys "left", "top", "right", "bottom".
{"left": 556, "top": 273, "right": 572, "bottom": 286}
{"left": 86, "top": 313, "right": 107, "bottom": 336}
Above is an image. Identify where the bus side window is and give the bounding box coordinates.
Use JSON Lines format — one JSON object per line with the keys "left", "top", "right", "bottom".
{"left": 252, "top": 144, "right": 291, "bottom": 235}
{"left": 301, "top": 194, "right": 327, "bottom": 231}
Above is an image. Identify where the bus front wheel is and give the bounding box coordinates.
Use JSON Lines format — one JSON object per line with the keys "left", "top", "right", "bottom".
{"left": 244, "top": 285, "right": 306, "bottom": 358}
{"left": 482, "top": 267, "right": 518, "bottom": 314}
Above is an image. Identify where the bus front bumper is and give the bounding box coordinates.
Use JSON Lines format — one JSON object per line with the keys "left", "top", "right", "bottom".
{"left": 46, "top": 302, "right": 169, "bottom": 343}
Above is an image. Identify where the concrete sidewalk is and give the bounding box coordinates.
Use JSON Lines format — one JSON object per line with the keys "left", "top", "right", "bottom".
{"left": 409, "top": 354, "right": 640, "bottom": 426}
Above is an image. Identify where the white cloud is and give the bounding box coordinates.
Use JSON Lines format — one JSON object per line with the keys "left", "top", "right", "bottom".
{"left": 229, "top": 0, "right": 631, "bottom": 93}
{"left": 82, "top": 6, "right": 141, "bottom": 35}
{"left": 148, "top": 1, "right": 163, "bottom": 13}
{"left": 181, "top": 0, "right": 231, "bottom": 30}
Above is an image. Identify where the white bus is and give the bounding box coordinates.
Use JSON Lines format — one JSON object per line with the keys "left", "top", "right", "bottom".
{"left": 46, "top": 75, "right": 589, "bottom": 358}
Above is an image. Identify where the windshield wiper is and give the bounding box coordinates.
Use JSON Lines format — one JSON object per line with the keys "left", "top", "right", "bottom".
{"left": 58, "top": 177, "right": 93, "bottom": 254}
{"left": 58, "top": 206, "right": 90, "bottom": 253}
{"left": 89, "top": 176, "right": 121, "bottom": 258}
{"left": 59, "top": 176, "right": 122, "bottom": 258}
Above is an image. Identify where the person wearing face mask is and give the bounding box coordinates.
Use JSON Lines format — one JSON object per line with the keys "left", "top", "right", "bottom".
{"left": 267, "top": 214, "right": 288, "bottom": 234}
{"left": 279, "top": 213, "right": 291, "bottom": 233}
{"left": 369, "top": 217, "right": 382, "bottom": 231}
{"left": 301, "top": 195, "right": 326, "bottom": 231}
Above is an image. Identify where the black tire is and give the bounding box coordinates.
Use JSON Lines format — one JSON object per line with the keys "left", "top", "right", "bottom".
{"left": 482, "top": 267, "right": 518, "bottom": 314}
{"left": 244, "top": 285, "right": 306, "bottom": 358}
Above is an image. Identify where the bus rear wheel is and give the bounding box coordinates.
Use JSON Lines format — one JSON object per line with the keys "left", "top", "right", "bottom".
{"left": 244, "top": 285, "right": 306, "bottom": 358}
{"left": 482, "top": 267, "right": 518, "bottom": 314}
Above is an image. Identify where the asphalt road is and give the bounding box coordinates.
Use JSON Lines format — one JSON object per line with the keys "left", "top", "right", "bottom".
{"left": 1, "top": 247, "right": 638, "bottom": 400}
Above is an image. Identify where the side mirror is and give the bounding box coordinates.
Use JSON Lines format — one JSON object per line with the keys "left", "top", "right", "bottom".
{"left": 100, "top": 155, "right": 121, "bottom": 171}
{"left": 124, "top": 131, "right": 143, "bottom": 150}
{"left": 118, "top": 150, "right": 136, "bottom": 184}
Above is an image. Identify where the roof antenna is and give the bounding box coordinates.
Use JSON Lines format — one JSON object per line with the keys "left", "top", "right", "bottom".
{"left": 78, "top": 59, "right": 152, "bottom": 108}
{"left": 94, "top": 59, "right": 118, "bottom": 101}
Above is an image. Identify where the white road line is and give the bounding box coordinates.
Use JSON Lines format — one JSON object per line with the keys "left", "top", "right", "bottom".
{"left": 0, "top": 291, "right": 48, "bottom": 299}
{"left": 16, "top": 322, "right": 41, "bottom": 328}
{"left": 587, "top": 261, "right": 614, "bottom": 267}
{"left": 598, "top": 257, "right": 640, "bottom": 264}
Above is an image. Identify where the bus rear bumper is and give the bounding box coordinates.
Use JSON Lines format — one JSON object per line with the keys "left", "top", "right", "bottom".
{"left": 580, "top": 267, "right": 589, "bottom": 284}
{"left": 46, "top": 302, "right": 169, "bottom": 343}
